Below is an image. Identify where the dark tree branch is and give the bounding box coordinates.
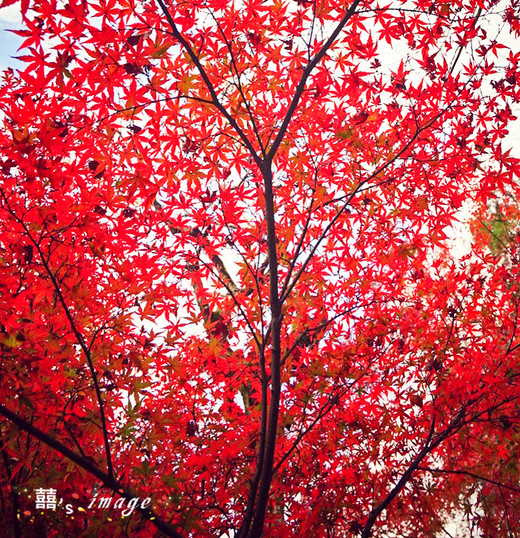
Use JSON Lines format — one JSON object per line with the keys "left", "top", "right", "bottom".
{"left": 0, "top": 404, "right": 183, "bottom": 538}
{"left": 418, "top": 466, "right": 520, "bottom": 494}
{"left": 0, "top": 190, "right": 115, "bottom": 480}
{"left": 265, "top": 0, "right": 362, "bottom": 165}
{"left": 209, "top": 11, "right": 267, "bottom": 158}
{"left": 360, "top": 393, "right": 520, "bottom": 536}
{"left": 244, "top": 164, "right": 283, "bottom": 538}
{"left": 154, "top": 0, "right": 264, "bottom": 170}
{"left": 2, "top": 447, "right": 21, "bottom": 538}
{"left": 361, "top": 419, "right": 440, "bottom": 538}
{"left": 280, "top": 108, "right": 447, "bottom": 305}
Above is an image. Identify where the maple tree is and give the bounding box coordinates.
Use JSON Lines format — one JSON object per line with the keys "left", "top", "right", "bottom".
{"left": 1, "top": 0, "right": 520, "bottom": 536}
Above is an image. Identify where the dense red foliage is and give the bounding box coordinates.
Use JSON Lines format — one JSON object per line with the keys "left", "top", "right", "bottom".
{"left": 1, "top": 0, "right": 520, "bottom": 536}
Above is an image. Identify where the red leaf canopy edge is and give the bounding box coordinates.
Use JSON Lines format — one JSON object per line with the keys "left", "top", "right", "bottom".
{"left": 1, "top": 0, "right": 520, "bottom": 536}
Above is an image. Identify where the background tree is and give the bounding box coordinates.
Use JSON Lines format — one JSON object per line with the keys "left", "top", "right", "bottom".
{"left": 1, "top": 0, "right": 520, "bottom": 536}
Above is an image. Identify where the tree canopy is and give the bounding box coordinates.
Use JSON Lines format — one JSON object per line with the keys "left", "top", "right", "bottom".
{"left": 1, "top": 0, "right": 520, "bottom": 536}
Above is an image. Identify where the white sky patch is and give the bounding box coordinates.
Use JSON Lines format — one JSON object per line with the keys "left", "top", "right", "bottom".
{"left": 0, "top": 4, "right": 20, "bottom": 24}
{"left": 0, "top": 4, "right": 22, "bottom": 70}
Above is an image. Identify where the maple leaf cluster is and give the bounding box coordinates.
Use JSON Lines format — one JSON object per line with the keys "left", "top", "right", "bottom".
{"left": 1, "top": 0, "right": 520, "bottom": 536}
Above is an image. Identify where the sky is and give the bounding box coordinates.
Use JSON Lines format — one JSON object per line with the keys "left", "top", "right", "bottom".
{"left": 0, "top": 4, "right": 23, "bottom": 71}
